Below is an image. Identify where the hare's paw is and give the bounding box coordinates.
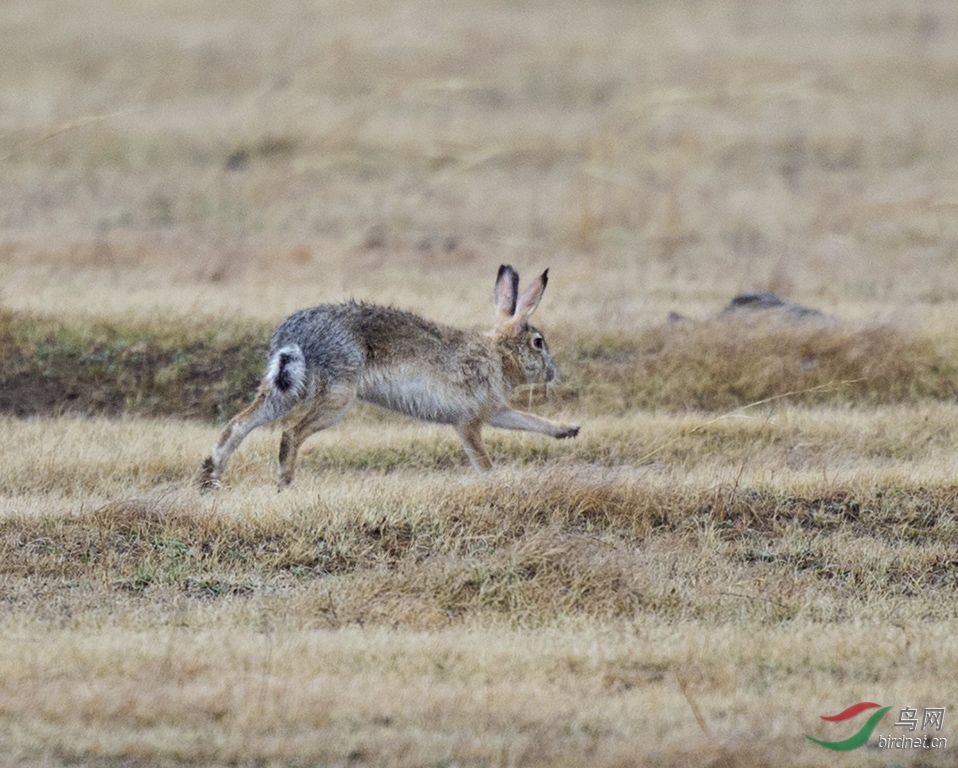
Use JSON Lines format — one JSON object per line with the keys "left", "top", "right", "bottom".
{"left": 197, "top": 457, "right": 222, "bottom": 493}
{"left": 554, "top": 424, "right": 580, "bottom": 440}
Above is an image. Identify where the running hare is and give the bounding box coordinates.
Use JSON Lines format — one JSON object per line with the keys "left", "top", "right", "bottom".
{"left": 199, "top": 265, "right": 579, "bottom": 488}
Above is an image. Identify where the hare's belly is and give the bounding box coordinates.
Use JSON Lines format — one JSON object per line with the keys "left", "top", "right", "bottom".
{"left": 357, "top": 369, "right": 476, "bottom": 424}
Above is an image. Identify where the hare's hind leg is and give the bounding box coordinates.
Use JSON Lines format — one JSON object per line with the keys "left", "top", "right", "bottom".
{"left": 198, "top": 386, "right": 293, "bottom": 490}
{"left": 277, "top": 383, "right": 357, "bottom": 486}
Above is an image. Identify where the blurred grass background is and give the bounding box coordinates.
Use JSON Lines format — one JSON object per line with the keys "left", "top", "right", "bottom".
{"left": 3, "top": 0, "right": 958, "bottom": 327}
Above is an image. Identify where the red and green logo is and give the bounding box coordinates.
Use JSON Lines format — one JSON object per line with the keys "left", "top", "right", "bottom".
{"left": 805, "top": 702, "right": 891, "bottom": 750}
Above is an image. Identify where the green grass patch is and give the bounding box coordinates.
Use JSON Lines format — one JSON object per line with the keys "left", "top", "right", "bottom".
{"left": 5, "top": 309, "right": 958, "bottom": 421}
{"left": 565, "top": 318, "right": 958, "bottom": 413}
{"left": 3, "top": 480, "right": 957, "bottom": 625}
{"left": 0, "top": 309, "right": 268, "bottom": 420}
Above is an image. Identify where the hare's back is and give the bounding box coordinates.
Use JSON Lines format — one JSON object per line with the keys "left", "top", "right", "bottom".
{"left": 270, "top": 303, "right": 365, "bottom": 374}
{"left": 270, "top": 301, "right": 461, "bottom": 369}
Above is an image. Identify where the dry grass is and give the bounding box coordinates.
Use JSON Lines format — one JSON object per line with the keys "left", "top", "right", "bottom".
{"left": 5, "top": 0, "right": 958, "bottom": 764}
{"left": 2, "top": 413, "right": 958, "bottom": 765}
{"left": 7, "top": 622, "right": 950, "bottom": 768}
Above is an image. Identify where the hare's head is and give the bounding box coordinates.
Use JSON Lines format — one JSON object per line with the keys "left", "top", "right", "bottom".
{"left": 491, "top": 264, "right": 560, "bottom": 387}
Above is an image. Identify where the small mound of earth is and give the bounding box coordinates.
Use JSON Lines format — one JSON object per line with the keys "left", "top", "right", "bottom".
{"left": 719, "top": 291, "right": 833, "bottom": 322}
{"left": 668, "top": 291, "right": 834, "bottom": 324}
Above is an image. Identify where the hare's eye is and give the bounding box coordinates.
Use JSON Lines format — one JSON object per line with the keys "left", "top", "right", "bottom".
{"left": 532, "top": 335, "right": 545, "bottom": 351}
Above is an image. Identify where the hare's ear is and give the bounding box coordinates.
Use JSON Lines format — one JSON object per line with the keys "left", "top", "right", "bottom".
{"left": 513, "top": 269, "right": 549, "bottom": 325}
{"left": 494, "top": 264, "right": 520, "bottom": 320}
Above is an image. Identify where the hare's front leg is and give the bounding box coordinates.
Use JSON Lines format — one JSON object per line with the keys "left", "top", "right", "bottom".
{"left": 487, "top": 409, "right": 580, "bottom": 439}
{"left": 455, "top": 418, "right": 493, "bottom": 472}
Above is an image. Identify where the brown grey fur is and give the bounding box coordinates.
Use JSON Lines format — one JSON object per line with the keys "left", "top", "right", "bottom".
{"left": 198, "top": 265, "right": 579, "bottom": 489}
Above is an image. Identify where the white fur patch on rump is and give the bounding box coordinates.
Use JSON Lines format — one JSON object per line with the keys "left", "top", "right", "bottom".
{"left": 266, "top": 344, "right": 307, "bottom": 397}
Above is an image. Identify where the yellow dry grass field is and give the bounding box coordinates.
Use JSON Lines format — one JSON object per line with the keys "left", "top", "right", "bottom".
{"left": 3, "top": 0, "right": 958, "bottom": 766}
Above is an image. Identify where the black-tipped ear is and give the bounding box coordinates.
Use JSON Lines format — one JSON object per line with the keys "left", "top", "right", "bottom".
{"left": 513, "top": 268, "right": 548, "bottom": 322}
{"left": 494, "top": 264, "right": 520, "bottom": 318}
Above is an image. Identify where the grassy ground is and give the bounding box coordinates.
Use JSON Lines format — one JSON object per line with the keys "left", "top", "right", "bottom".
{"left": 2, "top": 412, "right": 958, "bottom": 766}
{"left": 3, "top": 0, "right": 958, "bottom": 765}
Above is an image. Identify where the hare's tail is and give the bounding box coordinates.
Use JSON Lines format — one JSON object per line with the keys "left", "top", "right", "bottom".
{"left": 266, "top": 344, "right": 307, "bottom": 397}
